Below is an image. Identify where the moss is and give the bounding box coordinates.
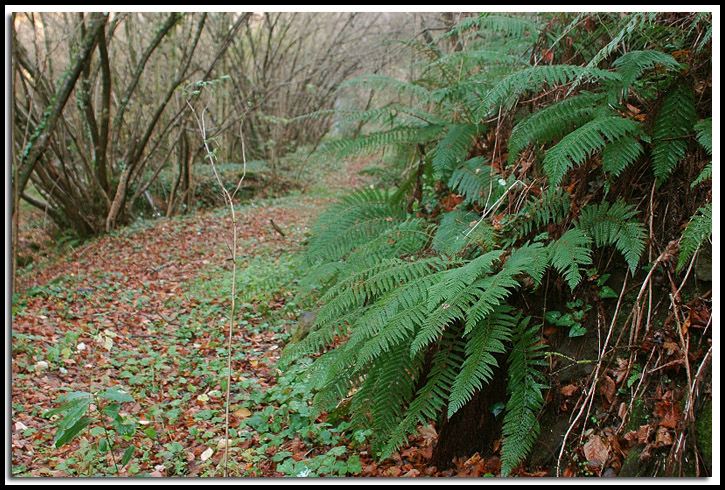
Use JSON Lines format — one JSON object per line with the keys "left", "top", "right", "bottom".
{"left": 626, "top": 398, "right": 649, "bottom": 432}
{"left": 695, "top": 399, "right": 712, "bottom": 472}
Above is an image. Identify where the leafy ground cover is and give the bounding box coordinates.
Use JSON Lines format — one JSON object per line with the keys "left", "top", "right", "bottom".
{"left": 10, "top": 157, "right": 483, "bottom": 477}
{"left": 10, "top": 153, "right": 712, "bottom": 478}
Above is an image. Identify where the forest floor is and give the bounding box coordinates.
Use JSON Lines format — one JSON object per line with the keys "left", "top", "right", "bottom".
{"left": 10, "top": 156, "right": 712, "bottom": 479}
{"left": 11, "top": 157, "right": 484, "bottom": 478}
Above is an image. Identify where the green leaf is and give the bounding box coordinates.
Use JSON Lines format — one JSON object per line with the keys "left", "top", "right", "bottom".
{"left": 122, "top": 445, "right": 136, "bottom": 466}
{"left": 98, "top": 387, "right": 135, "bottom": 403}
{"left": 54, "top": 416, "right": 93, "bottom": 447}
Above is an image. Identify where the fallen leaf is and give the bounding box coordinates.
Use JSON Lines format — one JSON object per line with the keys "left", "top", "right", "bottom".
{"left": 200, "top": 447, "right": 214, "bottom": 462}
{"left": 560, "top": 384, "right": 578, "bottom": 397}
{"left": 402, "top": 468, "right": 421, "bottom": 477}
{"left": 599, "top": 375, "right": 616, "bottom": 404}
{"left": 655, "top": 427, "right": 673, "bottom": 447}
{"left": 233, "top": 406, "right": 252, "bottom": 418}
{"left": 583, "top": 435, "right": 609, "bottom": 466}
{"left": 419, "top": 424, "right": 437, "bottom": 445}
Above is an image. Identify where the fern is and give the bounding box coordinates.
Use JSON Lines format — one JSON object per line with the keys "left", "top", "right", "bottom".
{"left": 547, "top": 229, "right": 593, "bottom": 290}
{"left": 543, "top": 115, "right": 640, "bottom": 187}
{"left": 411, "top": 251, "right": 504, "bottom": 354}
{"left": 500, "top": 317, "right": 548, "bottom": 477}
{"left": 575, "top": 200, "right": 647, "bottom": 275}
{"left": 448, "top": 156, "right": 508, "bottom": 207}
{"left": 448, "top": 306, "right": 516, "bottom": 418}
{"left": 651, "top": 82, "right": 697, "bottom": 183}
{"left": 432, "top": 208, "right": 480, "bottom": 255}
{"left": 358, "top": 341, "right": 424, "bottom": 454}
{"left": 381, "top": 328, "right": 465, "bottom": 459}
{"left": 508, "top": 91, "right": 606, "bottom": 163}
{"left": 600, "top": 135, "right": 644, "bottom": 183}
{"left": 323, "top": 124, "right": 443, "bottom": 158}
{"left": 677, "top": 204, "right": 712, "bottom": 271}
{"left": 432, "top": 123, "right": 483, "bottom": 175}
{"left": 612, "top": 50, "right": 682, "bottom": 88}
{"left": 305, "top": 187, "right": 408, "bottom": 264}
{"left": 477, "top": 65, "right": 620, "bottom": 118}
{"left": 338, "top": 74, "right": 432, "bottom": 101}
{"left": 694, "top": 118, "right": 712, "bottom": 155}
{"left": 440, "top": 13, "right": 538, "bottom": 42}
{"left": 508, "top": 188, "right": 571, "bottom": 241}
{"left": 568, "top": 12, "right": 656, "bottom": 93}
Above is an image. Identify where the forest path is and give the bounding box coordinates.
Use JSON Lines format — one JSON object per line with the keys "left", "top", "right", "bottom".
{"left": 11, "top": 156, "right": 382, "bottom": 477}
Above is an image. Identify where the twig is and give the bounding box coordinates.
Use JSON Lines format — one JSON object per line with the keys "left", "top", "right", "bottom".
{"left": 270, "top": 219, "right": 286, "bottom": 237}
{"left": 556, "top": 271, "right": 628, "bottom": 476}
{"left": 186, "top": 87, "right": 247, "bottom": 477}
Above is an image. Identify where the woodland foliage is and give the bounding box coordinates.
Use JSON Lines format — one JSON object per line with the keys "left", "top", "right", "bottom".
{"left": 282, "top": 11, "right": 713, "bottom": 475}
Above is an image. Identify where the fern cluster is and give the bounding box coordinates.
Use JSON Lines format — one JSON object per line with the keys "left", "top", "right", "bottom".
{"left": 286, "top": 11, "right": 709, "bottom": 476}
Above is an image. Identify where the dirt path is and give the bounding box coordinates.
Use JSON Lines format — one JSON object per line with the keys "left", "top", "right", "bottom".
{"left": 11, "top": 157, "right": 381, "bottom": 477}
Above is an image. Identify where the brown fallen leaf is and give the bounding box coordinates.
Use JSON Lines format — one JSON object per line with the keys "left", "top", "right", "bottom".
{"left": 583, "top": 435, "right": 609, "bottom": 466}
{"left": 655, "top": 427, "right": 673, "bottom": 447}
{"left": 599, "top": 375, "right": 616, "bottom": 405}
{"left": 560, "top": 384, "right": 578, "bottom": 397}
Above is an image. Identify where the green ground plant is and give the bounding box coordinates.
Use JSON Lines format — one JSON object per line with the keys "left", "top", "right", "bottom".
{"left": 282, "top": 12, "right": 712, "bottom": 476}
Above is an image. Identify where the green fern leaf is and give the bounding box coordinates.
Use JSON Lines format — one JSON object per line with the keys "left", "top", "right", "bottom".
{"left": 448, "top": 306, "right": 516, "bottom": 418}
{"left": 548, "top": 229, "right": 593, "bottom": 290}
{"left": 600, "top": 135, "right": 644, "bottom": 181}
{"left": 432, "top": 123, "right": 482, "bottom": 175}
{"left": 651, "top": 83, "right": 697, "bottom": 182}
{"left": 381, "top": 329, "right": 465, "bottom": 459}
{"left": 677, "top": 204, "right": 712, "bottom": 271}
{"left": 575, "top": 200, "right": 647, "bottom": 275}
{"left": 508, "top": 92, "right": 605, "bottom": 163}
{"left": 694, "top": 118, "right": 712, "bottom": 155}
{"left": 448, "top": 157, "right": 509, "bottom": 207}
{"left": 612, "top": 50, "right": 682, "bottom": 88}
{"left": 543, "top": 115, "right": 640, "bottom": 187}
{"left": 478, "top": 65, "right": 619, "bottom": 118}
{"left": 500, "top": 317, "right": 548, "bottom": 477}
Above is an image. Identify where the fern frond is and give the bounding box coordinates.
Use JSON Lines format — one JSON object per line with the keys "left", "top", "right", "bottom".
{"left": 345, "top": 219, "right": 432, "bottom": 267}
{"left": 465, "top": 244, "right": 547, "bottom": 330}
{"left": 543, "top": 115, "right": 640, "bottom": 187}
{"left": 348, "top": 336, "right": 424, "bottom": 453}
{"left": 323, "top": 124, "right": 443, "bottom": 158}
{"left": 568, "top": 12, "right": 656, "bottom": 93}
{"left": 305, "top": 187, "right": 408, "bottom": 264}
{"left": 651, "top": 82, "right": 697, "bottom": 182}
{"left": 691, "top": 163, "right": 712, "bottom": 189}
{"left": 575, "top": 200, "right": 647, "bottom": 275}
{"left": 380, "top": 329, "right": 465, "bottom": 459}
{"left": 310, "top": 345, "right": 365, "bottom": 414}
{"left": 509, "top": 188, "right": 571, "bottom": 241}
{"left": 508, "top": 92, "right": 605, "bottom": 163}
{"left": 432, "top": 123, "right": 483, "bottom": 175}
{"left": 315, "top": 257, "right": 448, "bottom": 329}
{"left": 694, "top": 118, "right": 712, "bottom": 155}
{"left": 547, "top": 229, "right": 593, "bottom": 289}
{"left": 500, "top": 317, "right": 548, "bottom": 477}
{"left": 411, "top": 251, "right": 505, "bottom": 354}
{"left": 612, "top": 49, "right": 682, "bottom": 88}
{"left": 600, "top": 135, "right": 644, "bottom": 181}
{"left": 448, "top": 157, "right": 507, "bottom": 207}
{"left": 431, "top": 208, "right": 481, "bottom": 255}
{"left": 677, "top": 204, "right": 712, "bottom": 271}
{"left": 350, "top": 265, "right": 451, "bottom": 367}
{"left": 441, "top": 13, "right": 538, "bottom": 41}
{"left": 448, "top": 306, "right": 516, "bottom": 418}
{"left": 477, "top": 65, "right": 620, "bottom": 118}
{"left": 338, "top": 74, "right": 432, "bottom": 101}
